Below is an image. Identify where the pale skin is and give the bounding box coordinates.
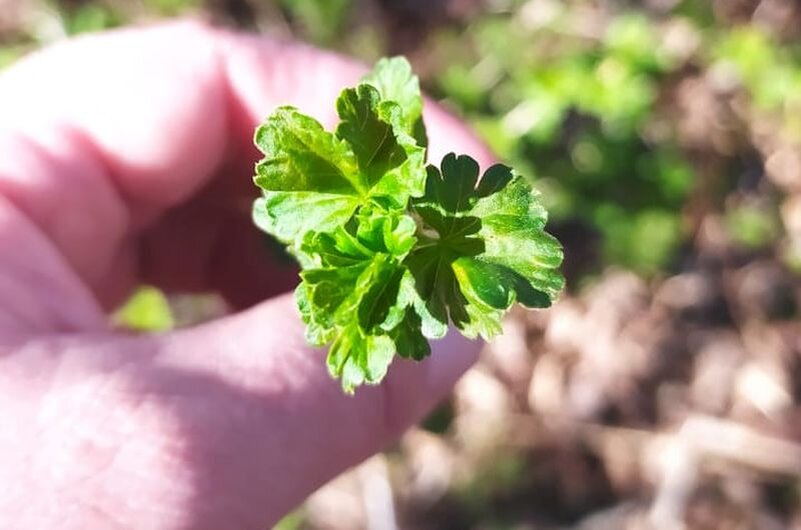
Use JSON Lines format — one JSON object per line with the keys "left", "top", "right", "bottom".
{"left": 0, "top": 22, "right": 493, "bottom": 530}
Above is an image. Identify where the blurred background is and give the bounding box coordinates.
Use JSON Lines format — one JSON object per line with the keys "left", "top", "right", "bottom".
{"left": 3, "top": 0, "right": 801, "bottom": 528}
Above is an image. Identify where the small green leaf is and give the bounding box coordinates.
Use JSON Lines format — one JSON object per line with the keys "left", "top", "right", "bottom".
{"left": 357, "top": 259, "right": 406, "bottom": 330}
{"left": 407, "top": 155, "right": 564, "bottom": 339}
{"left": 252, "top": 57, "right": 563, "bottom": 392}
{"left": 389, "top": 307, "right": 431, "bottom": 361}
{"left": 470, "top": 173, "right": 565, "bottom": 305}
{"left": 420, "top": 154, "right": 480, "bottom": 213}
{"left": 336, "top": 84, "right": 408, "bottom": 185}
{"left": 362, "top": 56, "right": 427, "bottom": 145}
{"left": 255, "top": 107, "right": 360, "bottom": 193}
{"left": 253, "top": 107, "right": 363, "bottom": 245}
{"left": 329, "top": 324, "right": 396, "bottom": 393}
{"left": 254, "top": 96, "right": 426, "bottom": 251}
{"left": 297, "top": 218, "right": 420, "bottom": 391}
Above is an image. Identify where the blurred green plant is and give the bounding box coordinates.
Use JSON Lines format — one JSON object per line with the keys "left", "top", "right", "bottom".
{"left": 713, "top": 26, "right": 801, "bottom": 140}
{"left": 672, "top": 0, "right": 716, "bottom": 27}
{"left": 783, "top": 239, "right": 801, "bottom": 274}
{"left": 725, "top": 202, "right": 782, "bottom": 250}
{"left": 142, "top": 0, "right": 201, "bottom": 17}
{"left": 281, "top": 0, "right": 353, "bottom": 46}
{"left": 113, "top": 286, "right": 174, "bottom": 332}
{"left": 62, "top": 3, "right": 122, "bottom": 35}
{"left": 431, "top": 7, "right": 693, "bottom": 275}
{"left": 0, "top": 47, "right": 24, "bottom": 70}
{"left": 274, "top": 509, "right": 306, "bottom": 530}
{"left": 452, "top": 451, "right": 532, "bottom": 526}
{"left": 429, "top": 2, "right": 801, "bottom": 277}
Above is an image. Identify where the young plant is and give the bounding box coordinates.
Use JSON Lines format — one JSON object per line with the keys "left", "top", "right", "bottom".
{"left": 253, "top": 57, "right": 564, "bottom": 392}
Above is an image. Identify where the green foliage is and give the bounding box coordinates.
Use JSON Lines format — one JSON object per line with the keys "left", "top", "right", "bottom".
{"left": 281, "top": 0, "right": 353, "bottom": 46}
{"left": 113, "top": 286, "right": 174, "bottom": 332}
{"left": 725, "top": 203, "right": 782, "bottom": 250}
{"left": 427, "top": 4, "right": 801, "bottom": 279}
{"left": 429, "top": 8, "right": 695, "bottom": 275}
{"left": 783, "top": 240, "right": 801, "bottom": 275}
{"left": 598, "top": 208, "right": 683, "bottom": 273}
{"left": 62, "top": 4, "right": 122, "bottom": 35}
{"left": 142, "top": 0, "right": 201, "bottom": 16}
{"left": 253, "top": 58, "right": 563, "bottom": 392}
{"left": 274, "top": 509, "right": 305, "bottom": 530}
{"left": 672, "top": 0, "right": 716, "bottom": 27}
{"left": 0, "top": 47, "right": 24, "bottom": 70}
{"left": 453, "top": 451, "right": 530, "bottom": 524}
{"left": 713, "top": 27, "right": 801, "bottom": 138}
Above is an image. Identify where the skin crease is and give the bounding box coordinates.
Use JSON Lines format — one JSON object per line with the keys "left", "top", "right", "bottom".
{"left": 0, "top": 21, "right": 494, "bottom": 530}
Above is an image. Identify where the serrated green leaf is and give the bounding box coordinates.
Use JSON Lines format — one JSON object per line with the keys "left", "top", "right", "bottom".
{"left": 297, "top": 216, "right": 420, "bottom": 391}
{"left": 469, "top": 173, "right": 565, "bottom": 305}
{"left": 335, "top": 85, "right": 427, "bottom": 207}
{"left": 253, "top": 57, "right": 563, "bottom": 393}
{"left": 336, "top": 84, "right": 408, "bottom": 185}
{"left": 389, "top": 307, "right": 431, "bottom": 361}
{"left": 421, "top": 154, "right": 480, "bottom": 213}
{"left": 357, "top": 259, "right": 406, "bottom": 330}
{"left": 329, "top": 324, "right": 395, "bottom": 393}
{"left": 254, "top": 87, "right": 426, "bottom": 253}
{"left": 255, "top": 107, "right": 360, "bottom": 193}
{"left": 354, "top": 209, "right": 418, "bottom": 258}
{"left": 456, "top": 299, "right": 504, "bottom": 340}
{"left": 295, "top": 282, "right": 336, "bottom": 346}
{"left": 302, "top": 254, "right": 397, "bottom": 332}
{"left": 253, "top": 107, "right": 363, "bottom": 244}
{"left": 302, "top": 210, "right": 417, "bottom": 266}
{"left": 388, "top": 272, "right": 448, "bottom": 340}
{"left": 406, "top": 154, "right": 564, "bottom": 339}
{"left": 362, "top": 56, "right": 427, "bottom": 146}
{"left": 254, "top": 192, "right": 360, "bottom": 261}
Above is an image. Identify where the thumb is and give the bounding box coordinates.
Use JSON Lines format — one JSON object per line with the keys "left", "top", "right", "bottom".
{"left": 153, "top": 293, "right": 479, "bottom": 527}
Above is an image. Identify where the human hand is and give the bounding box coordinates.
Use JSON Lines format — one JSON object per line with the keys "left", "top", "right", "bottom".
{"left": 0, "top": 22, "right": 492, "bottom": 529}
